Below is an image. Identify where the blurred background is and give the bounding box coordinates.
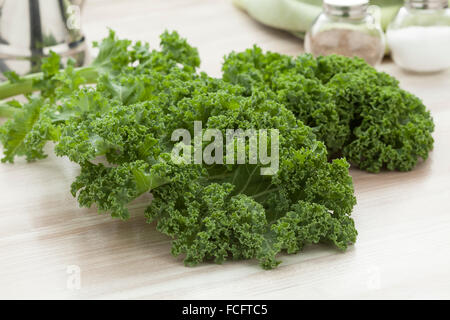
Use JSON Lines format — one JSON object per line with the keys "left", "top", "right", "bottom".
{"left": 1, "top": 0, "right": 449, "bottom": 77}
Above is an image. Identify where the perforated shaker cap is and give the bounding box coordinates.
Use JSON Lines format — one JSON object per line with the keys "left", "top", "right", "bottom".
{"left": 323, "top": 0, "right": 370, "bottom": 18}
{"left": 324, "top": 0, "right": 369, "bottom": 6}
{"left": 406, "top": 0, "right": 449, "bottom": 9}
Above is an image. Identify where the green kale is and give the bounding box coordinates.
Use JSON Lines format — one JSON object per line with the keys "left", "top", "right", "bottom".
{"left": 222, "top": 48, "right": 434, "bottom": 172}
{"left": 2, "top": 29, "right": 434, "bottom": 269}
{"left": 54, "top": 75, "right": 357, "bottom": 268}
{"left": 0, "top": 30, "right": 200, "bottom": 163}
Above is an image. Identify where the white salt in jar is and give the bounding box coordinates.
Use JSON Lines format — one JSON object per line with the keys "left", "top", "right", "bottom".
{"left": 387, "top": 0, "right": 450, "bottom": 73}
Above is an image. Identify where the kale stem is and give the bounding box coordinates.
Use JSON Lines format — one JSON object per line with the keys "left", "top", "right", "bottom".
{"left": 0, "top": 73, "right": 36, "bottom": 100}
{"left": 0, "top": 66, "right": 99, "bottom": 100}
{"left": 251, "top": 187, "right": 279, "bottom": 200}
{"left": 0, "top": 104, "right": 18, "bottom": 118}
{"left": 76, "top": 66, "right": 99, "bottom": 86}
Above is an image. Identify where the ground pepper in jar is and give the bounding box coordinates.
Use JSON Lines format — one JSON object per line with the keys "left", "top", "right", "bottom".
{"left": 305, "top": 0, "right": 385, "bottom": 66}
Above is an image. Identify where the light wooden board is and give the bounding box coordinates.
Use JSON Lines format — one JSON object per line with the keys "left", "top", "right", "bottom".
{"left": 1, "top": 0, "right": 449, "bottom": 299}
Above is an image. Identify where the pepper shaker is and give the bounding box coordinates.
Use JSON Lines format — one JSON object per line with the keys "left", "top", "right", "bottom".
{"left": 305, "top": 0, "right": 385, "bottom": 66}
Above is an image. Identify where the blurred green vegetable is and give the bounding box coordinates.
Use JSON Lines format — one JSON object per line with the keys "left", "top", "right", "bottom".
{"left": 233, "top": 0, "right": 405, "bottom": 38}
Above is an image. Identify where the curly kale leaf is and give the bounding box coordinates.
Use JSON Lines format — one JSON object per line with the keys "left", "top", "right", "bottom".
{"left": 0, "top": 98, "right": 60, "bottom": 162}
{"left": 222, "top": 49, "right": 434, "bottom": 172}
{"left": 71, "top": 160, "right": 169, "bottom": 220}
{"left": 327, "top": 70, "right": 434, "bottom": 172}
{"left": 55, "top": 100, "right": 167, "bottom": 164}
{"left": 150, "top": 88, "right": 356, "bottom": 268}
{"left": 92, "top": 29, "right": 200, "bottom": 76}
{"left": 222, "top": 48, "right": 348, "bottom": 155}
{"left": 148, "top": 182, "right": 270, "bottom": 267}
{"left": 146, "top": 137, "right": 356, "bottom": 269}
{"left": 341, "top": 86, "right": 434, "bottom": 172}
{"left": 271, "top": 200, "right": 357, "bottom": 254}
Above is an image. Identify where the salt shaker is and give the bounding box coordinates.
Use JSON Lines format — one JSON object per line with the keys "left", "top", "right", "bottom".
{"left": 386, "top": 0, "right": 450, "bottom": 73}
{"left": 305, "top": 0, "right": 385, "bottom": 66}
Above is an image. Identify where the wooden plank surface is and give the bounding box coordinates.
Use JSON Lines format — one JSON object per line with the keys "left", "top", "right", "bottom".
{"left": 1, "top": 0, "right": 449, "bottom": 299}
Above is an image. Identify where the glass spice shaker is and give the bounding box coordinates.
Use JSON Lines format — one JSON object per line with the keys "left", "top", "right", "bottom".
{"left": 305, "top": 0, "right": 385, "bottom": 66}
{"left": 386, "top": 0, "right": 450, "bottom": 73}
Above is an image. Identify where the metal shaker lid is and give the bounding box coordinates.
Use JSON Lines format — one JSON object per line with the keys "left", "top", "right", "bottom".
{"left": 406, "top": 0, "right": 449, "bottom": 9}
{"left": 323, "top": 0, "right": 370, "bottom": 19}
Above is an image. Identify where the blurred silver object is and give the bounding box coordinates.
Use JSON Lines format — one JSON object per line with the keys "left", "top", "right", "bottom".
{"left": 0, "top": 0, "right": 86, "bottom": 77}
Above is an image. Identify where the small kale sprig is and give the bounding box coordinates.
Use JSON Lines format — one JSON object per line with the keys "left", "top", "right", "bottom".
{"left": 0, "top": 30, "right": 200, "bottom": 163}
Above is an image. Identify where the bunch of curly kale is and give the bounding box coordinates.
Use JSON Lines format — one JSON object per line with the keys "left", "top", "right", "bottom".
{"left": 222, "top": 47, "right": 434, "bottom": 172}
{"left": 0, "top": 31, "right": 433, "bottom": 268}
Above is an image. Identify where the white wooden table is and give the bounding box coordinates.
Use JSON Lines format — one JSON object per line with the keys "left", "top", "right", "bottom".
{"left": 1, "top": 0, "right": 449, "bottom": 299}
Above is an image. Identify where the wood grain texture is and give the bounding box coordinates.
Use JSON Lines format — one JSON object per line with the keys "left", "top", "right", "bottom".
{"left": 1, "top": 0, "right": 449, "bottom": 299}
